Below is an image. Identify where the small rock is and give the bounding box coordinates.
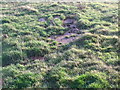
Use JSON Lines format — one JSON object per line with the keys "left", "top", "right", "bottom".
{"left": 38, "top": 18, "right": 46, "bottom": 22}
{"left": 63, "top": 18, "right": 75, "bottom": 24}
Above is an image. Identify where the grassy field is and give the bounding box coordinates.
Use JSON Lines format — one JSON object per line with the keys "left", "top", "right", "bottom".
{"left": 1, "top": 2, "right": 119, "bottom": 88}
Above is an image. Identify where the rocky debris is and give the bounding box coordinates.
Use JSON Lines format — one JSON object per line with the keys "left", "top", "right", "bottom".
{"left": 38, "top": 18, "right": 46, "bottom": 22}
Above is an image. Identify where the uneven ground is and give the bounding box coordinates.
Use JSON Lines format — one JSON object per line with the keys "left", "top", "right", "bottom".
{"left": 1, "top": 2, "right": 120, "bottom": 88}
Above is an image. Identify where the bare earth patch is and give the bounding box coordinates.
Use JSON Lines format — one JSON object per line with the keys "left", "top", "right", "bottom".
{"left": 48, "top": 33, "right": 84, "bottom": 44}
{"left": 48, "top": 17, "right": 87, "bottom": 44}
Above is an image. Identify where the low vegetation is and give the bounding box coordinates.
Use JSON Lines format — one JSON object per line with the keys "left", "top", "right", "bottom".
{"left": 1, "top": 1, "right": 119, "bottom": 88}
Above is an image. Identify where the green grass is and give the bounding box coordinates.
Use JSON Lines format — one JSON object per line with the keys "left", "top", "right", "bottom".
{"left": 1, "top": 2, "right": 119, "bottom": 88}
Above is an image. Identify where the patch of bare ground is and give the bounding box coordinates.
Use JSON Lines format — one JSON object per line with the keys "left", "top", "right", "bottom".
{"left": 48, "top": 33, "right": 80, "bottom": 44}
{"left": 30, "top": 56, "right": 45, "bottom": 61}
{"left": 48, "top": 17, "right": 88, "bottom": 44}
